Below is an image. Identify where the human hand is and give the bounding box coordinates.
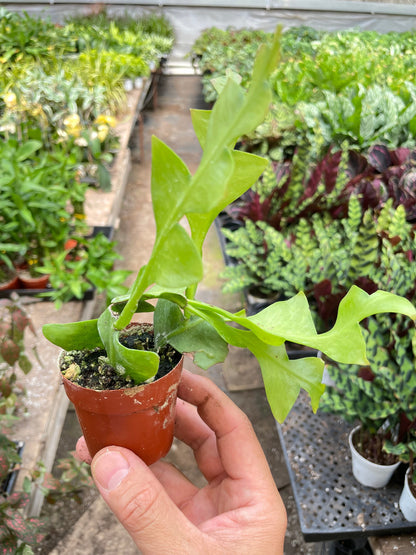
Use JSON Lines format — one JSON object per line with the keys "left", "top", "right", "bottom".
{"left": 76, "top": 369, "right": 287, "bottom": 554}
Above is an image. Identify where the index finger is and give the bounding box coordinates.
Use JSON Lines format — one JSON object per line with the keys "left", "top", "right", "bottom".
{"left": 177, "top": 370, "right": 273, "bottom": 484}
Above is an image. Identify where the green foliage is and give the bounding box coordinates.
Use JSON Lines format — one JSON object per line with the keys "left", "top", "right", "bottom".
{"left": 38, "top": 233, "right": 131, "bottom": 309}
{"left": 190, "top": 25, "right": 416, "bottom": 155}
{"left": 222, "top": 197, "right": 416, "bottom": 331}
{"left": 64, "top": 9, "right": 173, "bottom": 64}
{"left": 321, "top": 314, "right": 416, "bottom": 475}
{"left": 0, "top": 67, "right": 122, "bottom": 190}
{"left": 0, "top": 8, "right": 75, "bottom": 66}
{"left": 0, "top": 138, "right": 86, "bottom": 268}
{"left": 321, "top": 315, "right": 416, "bottom": 428}
{"left": 0, "top": 8, "right": 173, "bottom": 194}
{"left": 43, "top": 31, "right": 416, "bottom": 423}
{"left": 192, "top": 28, "right": 269, "bottom": 104}
{"left": 299, "top": 83, "right": 416, "bottom": 150}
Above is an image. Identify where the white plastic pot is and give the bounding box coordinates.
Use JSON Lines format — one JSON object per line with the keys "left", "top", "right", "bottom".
{"left": 348, "top": 426, "right": 400, "bottom": 488}
{"left": 123, "top": 79, "right": 134, "bottom": 92}
{"left": 134, "top": 77, "right": 144, "bottom": 89}
{"left": 399, "top": 468, "right": 416, "bottom": 521}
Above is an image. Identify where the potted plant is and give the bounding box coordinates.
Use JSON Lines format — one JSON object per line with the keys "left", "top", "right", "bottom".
{"left": 0, "top": 138, "right": 87, "bottom": 287}
{"left": 222, "top": 187, "right": 416, "bottom": 328}
{"left": 42, "top": 30, "right": 416, "bottom": 466}
{"left": 320, "top": 312, "right": 416, "bottom": 488}
{"left": 383, "top": 431, "right": 416, "bottom": 520}
{"left": 37, "top": 232, "right": 131, "bottom": 308}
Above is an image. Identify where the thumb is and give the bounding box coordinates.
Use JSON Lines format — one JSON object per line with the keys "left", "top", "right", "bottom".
{"left": 91, "top": 447, "right": 199, "bottom": 554}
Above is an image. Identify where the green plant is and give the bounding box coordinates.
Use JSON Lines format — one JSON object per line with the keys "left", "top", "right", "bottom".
{"left": 222, "top": 196, "right": 416, "bottom": 331}
{"left": 299, "top": 82, "right": 416, "bottom": 151}
{"left": 0, "top": 8, "right": 75, "bottom": 66}
{"left": 43, "top": 452, "right": 93, "bottom": 504}
{"left": 320, "top": 313, "right": 416, "bottom": 464}
{"left": 190, "top": 25, "right": 416, "bottom": 160}
{"left": 189, "top": 27, "right": 270, "bottom": 104}
{"left": 38, "top": 232, "right": 131, "bottom": 308}
{"left": 64, "top": 10, "right": 173, "bottom": 65}
{"left": 0, "top": 138, "right": 87, "bottom": 272}
{"left": 43, "top": 30, "right": 416, "bottom": 424}
{"left": 0, "top": 295, "right": 46, "bottom": 554}
{"left": 384, "top": 431, "right": 416, "bottom": 489}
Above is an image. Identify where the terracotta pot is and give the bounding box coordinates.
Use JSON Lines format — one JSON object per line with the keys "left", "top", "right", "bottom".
{"left": 0, "top": 273, "right": 19, "bottom": 291}
{"left": 61, "top": 353, "right": 183, "bottom": 465}
{"left": 18, "top": 272, "right": 50, "bottom": 290}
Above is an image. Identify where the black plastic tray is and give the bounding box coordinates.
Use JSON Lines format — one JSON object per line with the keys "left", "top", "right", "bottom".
{"left": 1, "top": 440, "right": 24, "bottom": 496}
{"left": 277, "top": 391, "right": 416, "bottom": 542}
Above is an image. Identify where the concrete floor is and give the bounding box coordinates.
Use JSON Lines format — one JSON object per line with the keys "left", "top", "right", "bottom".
{"left": 41, "top": 74, "right": 327, "bottom": 554}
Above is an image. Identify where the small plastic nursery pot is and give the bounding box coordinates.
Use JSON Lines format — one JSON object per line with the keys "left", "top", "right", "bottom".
{"left": 399, "top": 468, "right": 416, "bottom": 521}
{"left": 349, "top": 425, "right": 400, "bottom": 488}
{"left": 18, "top": 272, "right": 50, "bottom": 290}
{"left": 60, "top": 351, "right": 183, "bottom": 465}
{"left": 0, "top": 273, "right": 19, "bottom": 291}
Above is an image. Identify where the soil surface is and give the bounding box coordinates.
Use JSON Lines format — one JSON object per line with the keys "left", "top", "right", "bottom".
{"left": 352, "top": 427, "right": 399, "bottom": 466}
{"left": 60, "top": 325, "right": 181, "bottom": 390}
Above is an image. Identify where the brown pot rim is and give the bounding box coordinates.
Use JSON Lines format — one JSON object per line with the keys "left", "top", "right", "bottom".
{"left": 60, "top": 349, "right": 183, "bottom": 415}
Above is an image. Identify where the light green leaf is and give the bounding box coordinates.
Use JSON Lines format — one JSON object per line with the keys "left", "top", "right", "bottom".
{"left": 317, "top": 287, "right": 416, "bottom": 363}
{"left": 152, "top": 223, "right": 203, "bottom": 288}
{"left": 151, "top": 136, "right": 193, "bottom": 228}
{"left": 153, "top": 299, "right": 228, "bottom": 368}
{"left": 185, "top": 302, "right": 324, "bottom": 422}
{"left": 188, "top": 146, "right": 235, "bottom": 214}
{"left": 251, "top": 343, "right": 325, "bottom": 422}
{"left": 190, "top": 109, "right": 211, "bottom": 149}
{"left": 188, "top": 150, "right": 268, "bottom": 246}
{"left": 42, "top": 320, "right": 103, "bottom": 351}
{"left": 98, "top": 306, "right": 159, "bottom": 382}
{"left": 16, "top": 140, "right": 42, "bottom": 161}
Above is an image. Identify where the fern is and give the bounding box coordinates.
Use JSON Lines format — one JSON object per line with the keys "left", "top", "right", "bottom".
{"left": 223, "top": 195, "right": 416, "bottom": 331}
{"left": 349, "top": 210, "right": 379, "bottom": 283}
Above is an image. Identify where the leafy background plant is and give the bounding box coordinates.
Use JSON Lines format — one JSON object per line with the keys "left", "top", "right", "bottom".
{"left": 190, "top": 26, "right": 416, "bottom": 160}
{"left": 0, "top": 8, "right": 173, "bottom": 303}
{"left": 198, "top": 26, "right": 416, "bottom": 479}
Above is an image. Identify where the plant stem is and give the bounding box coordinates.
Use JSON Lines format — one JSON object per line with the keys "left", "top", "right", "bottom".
{"left": 114, "top": 263, "right": 152, "bottom": 330}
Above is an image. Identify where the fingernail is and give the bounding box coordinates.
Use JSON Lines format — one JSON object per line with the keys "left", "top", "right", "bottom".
{"left": 92, "top": 450, "right": 130, "bottom": 491}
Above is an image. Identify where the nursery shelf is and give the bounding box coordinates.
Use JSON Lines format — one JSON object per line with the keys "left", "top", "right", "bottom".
{"left": 11, "top": 73, "right": 162, "bottom": 520}
{"left": 0, "top": 226, "right": 114, "bottom": 301}
{"left": 84, "top": 71, "right": 159, "bottom": 230}
{"left": 277, "top": 391, "right": 416, "bottom": 543}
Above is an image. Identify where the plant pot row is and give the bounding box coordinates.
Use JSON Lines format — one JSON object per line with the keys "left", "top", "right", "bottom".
{"left": 0, "top": 270, "right": 50, "bottom": 292}
{"left": 349, "top": 426, "right": 416, "bottom": 521}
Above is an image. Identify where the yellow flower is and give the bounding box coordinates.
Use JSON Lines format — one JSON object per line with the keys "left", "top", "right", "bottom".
{"left": 3, "top": 92, "right": 17, "bottom": 109}
{"left": 63, "top": 113, "right": 81, "bottom": 128}
{"left": 97, "top": 124, "right": 109, "bottom": 142}
{"left": 63, "top": 114, "right": 82, "bottom": 137}
{"left": 95, "top": 114, "right": 116, "bottom": 127}
{"left": 67, "top": 126, "right": 82, "bottom": 138}
{"left": 30, "top": 104, "right": 43, "bottom": 117}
